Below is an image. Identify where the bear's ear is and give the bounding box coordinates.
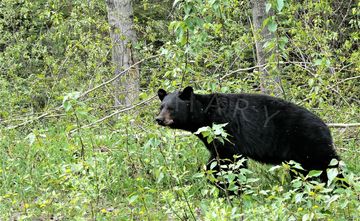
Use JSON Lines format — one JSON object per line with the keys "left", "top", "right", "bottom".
{"left": 158, "top": 89, "right": 167, "bottom": 101}
{"left": 179, "top": 86, "right": 193, "bottom": 100}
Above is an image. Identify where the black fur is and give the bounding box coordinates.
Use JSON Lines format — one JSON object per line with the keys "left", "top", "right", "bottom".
{"left": 156, "top": 87, "right": 342, "bottom": 188}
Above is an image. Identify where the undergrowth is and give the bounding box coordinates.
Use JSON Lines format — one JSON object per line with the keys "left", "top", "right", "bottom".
{"left": 0, "top": 103, "right": 359, "bottom": 220}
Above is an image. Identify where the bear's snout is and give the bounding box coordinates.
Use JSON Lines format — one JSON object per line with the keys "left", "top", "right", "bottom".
{"left": 156, "top": 115, "right": 174, "bottom": 126}
{"left": 155, "top": 116, "right": 165, "bottom": 125}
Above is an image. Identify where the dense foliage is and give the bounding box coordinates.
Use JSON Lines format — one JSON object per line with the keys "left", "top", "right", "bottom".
{"left": 0, "top": 0, "right": 359, "bottom": 220}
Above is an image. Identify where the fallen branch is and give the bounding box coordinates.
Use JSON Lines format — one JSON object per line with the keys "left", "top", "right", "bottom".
{"left": 5, "top": 108, "right": 66, "bottom": 130}
{"left": 80, "top": 54, "right": 161, "bottom": 98}
{"left": 5, "top": 95, "right": 156, "bottom": 131}
{"left": 69, "top": 95, "right": 156, "bottom": 134}
{"left": 327, "top": 123, "right": 360, "bottom": 128}
{"left": 7, "top": 112, "right": 51, "bottom": 130}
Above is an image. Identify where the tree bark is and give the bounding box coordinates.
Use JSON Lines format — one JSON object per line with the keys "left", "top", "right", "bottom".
{"left": 250, "top": 0, "right": 275, "bottom": 94}
{"left": 106, "top": 0, "right": 139, "bottom": 106}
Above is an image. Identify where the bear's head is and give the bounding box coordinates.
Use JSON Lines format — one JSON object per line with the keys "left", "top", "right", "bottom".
{"left": 156, "top": 86, "right": 205, "bottom": 131}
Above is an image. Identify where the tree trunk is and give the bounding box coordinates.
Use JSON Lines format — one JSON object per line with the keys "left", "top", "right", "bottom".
{"left": 106, "top": 0, "right": 139, "bottom": 106}
{"left": 250, "top": 0, "right": 276, "bottom": 95}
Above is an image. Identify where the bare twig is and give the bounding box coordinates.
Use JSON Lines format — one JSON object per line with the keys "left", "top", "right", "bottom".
{"left": 220, "top": 64, "right": 267, "bottom": 80}
{"left": 329, "top": 75, "right": 360, "bottom": 88}
{"left": 335, "top": 62, "right": 354, "bottom": 73}
{"left": 291, "top": 62, "right": 316, "bottom": 77}
{"left": 337, "top": 0, "right": 353, "bottom": 29}
{"left": 220, "top": 61, "right": 318, "bottom": 80}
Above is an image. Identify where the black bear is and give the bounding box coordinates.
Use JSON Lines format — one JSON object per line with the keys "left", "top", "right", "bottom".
{"left": 156, "top": 86, "right": 342, "bottom": 191}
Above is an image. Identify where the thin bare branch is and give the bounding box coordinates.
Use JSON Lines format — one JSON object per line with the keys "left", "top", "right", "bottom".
{"left": 220, "top": 64, "right": 266, "bottom": 80}
{"left": 327, "top": 123, "right": 360, "bottom": 128}
{"left": 333, "top": 75, "right": 360, "bottom": 87}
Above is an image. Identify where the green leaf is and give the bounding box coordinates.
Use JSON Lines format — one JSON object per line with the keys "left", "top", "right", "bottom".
{"left": 202, "top": 131, "right": 210, "bottom": 137}
{"left": 263, "top": 17, "right": 271, "bottom": 27}
{"left": 208, "top": 0, "right": 216, "bottom": 5}
{"left": 76, "top": 110, "right": 88, "bottom": 118}
{"left": 212, "top": 123, "right": 228, "bottom": 130}
{"left": 168, "top": 21, "right": 178, "bottom": 31}
{"left": 184, "top": 4, "right": 192, "bottom": 19}
{"left": 327, "top": 168, "right": 339, "bottom": 183}
{"left": 210, "top": 161, "right": 217, "bottom": 170}
{"left": 326, "top": 195, "right": 340, "bottom": 209}
{"left": 157, "top": 172, "right": 164, "bottom": 183}
{"left": 139, "top": 92, "right": 148, "bottom": 100}
{"left": 194, "top": 126, "right": 211, "bottom": 135}
{"left": 228, "top": 183, "right": 239, "bottom": 191}
{"left": 269, "top": 165, "right": 282, "bottom": 172}
{"left": 63, "top": 100, "right": 72, "bottom": 112}
{"left": 302, "top": 213, "right": 314, "bottom": 221}
{"left": 295, "top": 193, "right": 304, "bottom": 203}
{"left": 325, "top": 58, "right": 331, "bottom": 67}
{"left": 267, "top": 20, "right": 277, "bottom": 33}
{"left": 173, "top": 0, "right": 181, "bottom": 7}
{"left": 277, "top": 0, "right": 284, "bottom": 12}
{"left": 288, "top": 160, "right": 304, "bottom": 170}
{"left": 307, "top": 170, "right": 322, "bottom": 178}
{"left": 227, "top": 173, "right": 236, "bottom": 182}
{"left": 308, "top": 78, "right": 315, "bottom": 87}
{"left": 265, "top": 3, "right": 272, "bottom": 13}
{"left": 217, "top": 137, "right": 224, "bottom": 144}
{"left": 279, "top": 36, "right": 288, "bottom": 50}
{"left": 128, "top": 195, "right": 139, "bottom": 205}
{"left": 329, "top": 158, "right": 339, "bottom": 166}
{"left": 26, "top": 133, "right": 36, "bottom": 146}
{"left": 292, "top": 180, "right": 302, "bottom": 188}
{"left": 313, "top": 59, "right": 322, "bottom": 66}
{"left": 192, "top": 172, "right": 204, "bottom": 178}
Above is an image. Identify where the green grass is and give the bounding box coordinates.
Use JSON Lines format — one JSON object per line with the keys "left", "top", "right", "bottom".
{"left": 0, "top": 108, "right": 359, "bottom": 220}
